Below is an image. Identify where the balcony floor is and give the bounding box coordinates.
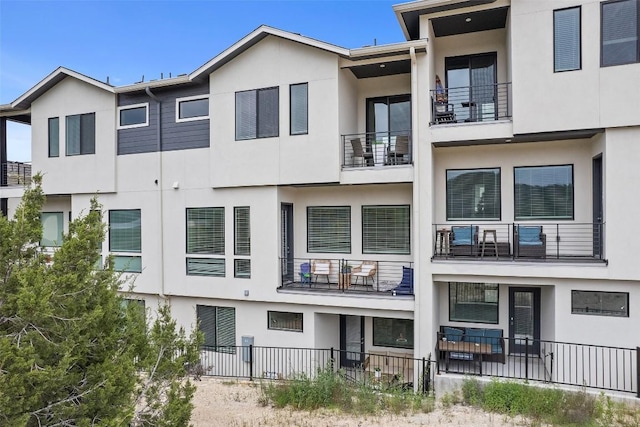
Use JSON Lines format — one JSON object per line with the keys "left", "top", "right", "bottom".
{"left": 279, "top": 279, "right": 412, "bottom": 297}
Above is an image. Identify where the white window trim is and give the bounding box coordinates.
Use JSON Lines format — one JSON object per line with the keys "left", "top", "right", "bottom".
{"left": 117, "top": 102, "right": 149, "bottom": 130}
{"left": 175, "top": 94, "right": 209, "bottom": 123}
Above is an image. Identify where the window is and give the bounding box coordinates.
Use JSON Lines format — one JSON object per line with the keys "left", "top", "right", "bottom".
{"left": 197, "top": 305, "right": 236, "bottom": 353}
{"left": 290, "top": 83, "right": 308, "bottom": 135}
{"left": 373, "top": 317, "right": 414, "bottom": 349}
{"left": 268, "top": 311, "right": 303, "bottom": 332}
{"left": 48, "top": 117, "right": 59, "bottom": 157}
{"left": 446, "top": 168, "right": 501, "bottom": 220}
{"left": 601, "top": 0, "right": 639, "bottom": 66}
{"left": 362, "top": 205, "right": 410, "bottom": 254}
{"left": 109, "top": 209, "right": 142, "bottom": 273}
{"left": 514, "top": 165, "right": 573, "bottom": 220}
{"left": 234, "top": 206, "right": 251, "bottom": 278}
{"left": 117, "top": 103, "right": 149, "bottom": 129}
{"left": 176, "top": 95, "right": 209, "bottom": 122}
{"left": 235, "top": 87, "right": 279, "bottom": 140}
{"left": 307, "top": 206, "right": 351, "bottom": 253}
{"left": 66, "top": 112, "right": 95, "bottom": 155}
{"left": 41, "top": 212, "right": 63, "bottom": 247}
{"left": 554, "top": 6, "right": 581, "bottom": 71}
{"left": 449, "top": 282, "right": 499, "bottom": 324}
{"left": 572, "top": 290, "right": 629, "bottom": 317}
{"left": 186, "top": 207, "right": 225, "bottom": 276}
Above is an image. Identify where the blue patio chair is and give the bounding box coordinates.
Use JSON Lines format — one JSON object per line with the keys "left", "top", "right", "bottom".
{"left": 299, "top": 262, "right": 311, "bottom": 285}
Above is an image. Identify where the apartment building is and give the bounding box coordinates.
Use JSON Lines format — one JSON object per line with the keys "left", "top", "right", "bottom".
{"left": 1, "top": 0, "right": 639, "bottom": 394}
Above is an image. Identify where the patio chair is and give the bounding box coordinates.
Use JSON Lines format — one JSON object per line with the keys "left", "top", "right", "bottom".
{"left": 311, "top": 259, "right": 331, "bottom": 283}
{"left": 386, "top": 135, "right": 409, "bottom": 165}
{"left": 299, "top": 262, "right": 311, "bottom": 285}
{"left": 514, "top": 225, "right": 546, "bottom": 258}
{"left": 391, "top": 266, "right": 414, "bottom": 295}
{"left": 449, "top": 225, "right": 479, "bottom": 256}
{"left": 350, "top": 138, "right": 373, "bottom": 167}
{"left": 352, "top": 261, "right": 377, "bottom": 286}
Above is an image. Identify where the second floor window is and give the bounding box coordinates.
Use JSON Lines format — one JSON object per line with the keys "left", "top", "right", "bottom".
{"left": 109, "top": 209, "right": 142, "bottom": 273}
{"left": 362, "top": 205, "right": 411, "bottom": 254}
{"left": 118, "top": 103, "right": 149, "bottom": 129}
{"left": 290, "top": 83, "right": 308, "bottom": 135}
{"left": 554, "top": 6, "right": 581, "bottom": 72}
{"left": 307, "top": 206, "right": 351, "bottom": 253}
{"left": 447, "top": 168, "right": 501, "bottom": 221}
{"left": 66, "top": 112, "right": 95, "bottom": 155}
{"left": 514, "top": 165, "right": 574, "bottom": 220}
{"left": 48, "top": 117, "right": 59, "bottom": 157}
{"left": 235, "top": 87, "right": 279, "bottom": 140}
{"left": 601, "top": 0, "right": 639, "bottom": 67}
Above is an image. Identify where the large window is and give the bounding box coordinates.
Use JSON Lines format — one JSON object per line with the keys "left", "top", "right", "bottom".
{"left": 176, "top": 95, "right": 209, "bottom": 122}
{"left": 554, "top": 6, "right": 581, "bottom": 72}
{"left": 601, "top": 0, "right": 639, "bottom": 67}
{"left": 48, "top": 117, "right": 59, "bottom": 157}
{"left": 372, "top": 317, "right": 414, "bottom": 349}
{"left": 290, "top": 83, "right": 308, "bottom": 135}
{"left": 307, "top": 206, "right": 351, "bottom": 253}
{"left": 514, "top": 165, "right": 573, "bottom": 220}
{"left": 197, "top": 305, "right": 236, "bottom": 353}
{"left": 186, "top": 207, "right": 225, "bottom": 276}
{"left": 268, "top": 311, "right": 303, "bottom": 332}
{"left": 572, "top": 290, "right": 629, "bottom": 317}
{"left": 66, "top": 112, "right": 95, "bottom": 155}
{"left": 449, "top": 282, "right": 499, "bottom": 324}
{"left": 109, "top": 209, "right": 142, "bottom": 273}
{"left": 446, "top": 168, "right": 501, "bottom": 220}
{"left": 41, "top": 212, "right": 63, "bottom": 247}
{"left": 235, "top": 87, "right": 279, "bottom": 140}
{"left": 118, "top": 103, "right": 148, "bottom": 129}
{"left": 362, "top": 205, "right": 410, "bottom": 254}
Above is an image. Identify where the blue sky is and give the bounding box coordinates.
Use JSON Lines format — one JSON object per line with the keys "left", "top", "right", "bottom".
{"left": 1, "top": 0, "right": 405, "bottom": 161}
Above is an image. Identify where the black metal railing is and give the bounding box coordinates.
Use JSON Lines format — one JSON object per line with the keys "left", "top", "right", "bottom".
{"left": 279, "top": 257, "right": 414, "bottom": 295}
{"left": 198, "top": 345, "right": 435, "bottom": 394}
{"left": 430, "top": 82, "right": 511, "bottom": 125}
{"left": 341, "top": 131, "right": 412, "bottom": 169}
{"left": 432, "top": 222, "right": 605, "bottom": 262}
{"left": 436, "top": 332, "right": 638, "bottom": 396}
{"left": 1, "top": 161, "right": 32, "bottom": 187}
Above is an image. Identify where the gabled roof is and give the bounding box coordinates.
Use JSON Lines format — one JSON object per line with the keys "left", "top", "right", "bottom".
{"left": 189, "top": 25, "right": 350, "bottom": 81}
{"left": 11, "top": 67, "right": 114, "bottom": 110}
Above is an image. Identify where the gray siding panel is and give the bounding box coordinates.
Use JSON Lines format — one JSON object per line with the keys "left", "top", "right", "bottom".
{"left": 117, "top": 82, "right": 210, "bottom": 155}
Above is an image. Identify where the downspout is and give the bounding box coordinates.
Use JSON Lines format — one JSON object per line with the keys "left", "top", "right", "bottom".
{"left": 145, "top": 87, "right": 167, "bottom": 300}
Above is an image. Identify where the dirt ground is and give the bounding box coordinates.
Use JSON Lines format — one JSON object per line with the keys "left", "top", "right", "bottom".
{"left": 191, "top": 377, "right": 534, "bottom": 427}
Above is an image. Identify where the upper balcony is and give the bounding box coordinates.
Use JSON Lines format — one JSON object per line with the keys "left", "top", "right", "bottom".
{"left": 342, "top": 131, "right": 412, "bottom": 169}
{"left": 1, "top": 161, "right": 31, "bottom": 187}
{"left": 430, "top": 82, "right": 511, "bottom": 126}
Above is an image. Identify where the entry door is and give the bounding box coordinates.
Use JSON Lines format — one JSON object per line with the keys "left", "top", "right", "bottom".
{"left": 340, "top": 315, "right": 364, "bottom": 368}
{"left": 508, "top": 288, "right": 541, "bottom": 355}
{"left": 280, "top": 203, "right": 294, "bottom": 283}
{"left": 592, "top": 155, "right": 603, "bottom": 257}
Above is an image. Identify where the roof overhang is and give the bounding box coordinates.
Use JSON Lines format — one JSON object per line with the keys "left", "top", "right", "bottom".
{"left": 342, "top": 40, "right": 427, "bottom": 79}
{"left": 433, "top": 128, "right": 605, "bottom": 147}
{"left": 0, "top": 105, "right": 31, "bottom": 125}
{"left": 393, "top": 0, "right": 499, "bottom": 40}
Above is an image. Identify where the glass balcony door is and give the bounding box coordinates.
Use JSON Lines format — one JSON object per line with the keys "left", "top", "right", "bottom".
{"left": 366, "top": 95, "right": 411, "bottom": 165}
{"left": 445, "top": 53, "right": 497, "bottom": 122}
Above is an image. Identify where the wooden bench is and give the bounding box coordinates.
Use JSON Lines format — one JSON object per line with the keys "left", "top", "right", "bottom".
{"left": 438, "top": 326, "right": 506, "bottom": 364}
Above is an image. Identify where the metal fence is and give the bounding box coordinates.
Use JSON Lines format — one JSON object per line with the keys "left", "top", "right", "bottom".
{"left": 341, "top": 131, "right": 412, "bottom": 169}
{"left": 1, "top": 161, "right": 32, "bottom": 187}
{"left": 199, "top": 345, "right": 435, "bottom": 394}
{"left": 436, "top": 333, "right": 638, "bottom": 396}
{"left": 430, "top": 82, "right": 511, "bottom": 125}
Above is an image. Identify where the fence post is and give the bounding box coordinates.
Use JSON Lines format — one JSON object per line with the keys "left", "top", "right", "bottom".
{"left": 330, "top": 347, "right": 335, "bottom": 372}
{"left": 525, "top": 337, "right": 529, "bottom": 381}
{"left": 249, "top": 344, "right": 253, "bottom": 382}
{"left": 421, "top": 357, "right": 427, "bottom": 394}
{"left": 637, "top": 347, "right": 639, "bottom": 399}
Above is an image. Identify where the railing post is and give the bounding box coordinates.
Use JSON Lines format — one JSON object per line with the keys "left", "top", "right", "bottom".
{"left": 525, "top": 337, "right": 529, "bottom": 381}
{"left": 636, "top": 347, "right": 639, "bottom": 398}
{"left": 249, "top": 344, "right": 253, "bottom": 382}
{"left": 556, "top": 223, "right": 560, "bottom": 259}
{"left": 421, "top": 357, "right": 427, "bottom": 394}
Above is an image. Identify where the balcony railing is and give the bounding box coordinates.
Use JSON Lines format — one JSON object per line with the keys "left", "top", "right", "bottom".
{"left": 430, "top": 82, "right": 511, "bottom": 125}
{"left": 1, "top": 161, "right": 32, "bottom": 187}
{"left": 279, "top": 257, "right": 414, "bottom": 296}
{"left": 342, "top": 131, "right": 412, "bottom": 169}
{"left": 432, "top": 222, "right": 605, "bottom": 262}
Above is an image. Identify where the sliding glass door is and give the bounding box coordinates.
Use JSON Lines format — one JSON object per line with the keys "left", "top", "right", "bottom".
{"left": 445, "top": 53, "right": 497, "bottom": 122}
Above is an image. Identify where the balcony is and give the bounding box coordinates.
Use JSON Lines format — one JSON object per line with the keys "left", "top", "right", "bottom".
{"left": 432, "top": 223, "right": 605, "bottom": 263}
{"left": 342, "top": 131, "right": 412, "bottom": 169}
{"left": 430, "top": 83, "right": 511, "bottom": 125}
{"left": 279, "top": 257, "right": 414, "bottom": 296}
{"left": 1, "top": 161, "right": 32, "bottom": 187}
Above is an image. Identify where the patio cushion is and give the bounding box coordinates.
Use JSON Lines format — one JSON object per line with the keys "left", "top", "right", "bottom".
{"left": 464, "top": 328, "right": 484, "bottom": 344}
{"left": 401, "top": 266, "right": 414, "bottom": 285}
{"left": 518, "top": 226, "right": 542, "bottom": 246}
{"left": 451, "top": 226, "right": 472, "bottom": 245}
{"left": 314, "top": 264, "right": 330, "bottom": 274}
{"left": 483, "top": 329, "right": 503, "bottom": 353}
{"left": 443, "top": 326, "right": 464, "bottom": 342}
{"left": 450, "top": 352, "right": 474, "bottom": 360}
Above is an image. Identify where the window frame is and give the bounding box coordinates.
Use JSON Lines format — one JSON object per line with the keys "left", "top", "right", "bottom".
{"left": 197, "top": 305, "right": 236, "bottom": 353}
{"left": 290, "top": 82, "right": 308, "bottom": 135}
{"left": 268, "top": 311, "right": 303, "bottom": 332}
{"left": 48, "top": 117, "right": 59, "bottom": 157}
{"left": 514, "top": 164, "right": 574, "bottom": 221}
{"left": 175, "top": 95, "right": 209, "bottom": 123}
{"left": 554, "top": 6, "right": 582, "bottom": 72}
{"left": 235, "top": 86, "right": 279, "bottom": 141}
{"left": 186, "top": 207, "right": 225, "bottom": 277}
{"left": 108, "top": 209, "right": 142, "bottom": 273}
{"left": 117, "top": 103, "right": 149, "bottom": 129}
{"left": 361, "top": 205, "right": 411, "bottom": 255}
{"left": 571, "top": 290, "right": 629, "bottom": 317}
{"left": 449, "top": 282, "right": 499, "bottom": 324}
{"left": 41, "top": 211, "right": 64, "bottom": 247}
{"left": 372, "top": 317, "right": 414, "bottom": 349}
{"left": 446, "top": 167, "right": 502, "bottom": 221}
{"left": 108, "top": 209, "right": 142, "bottom": 253}
{"left": 600, "top": 0, "right": 640, "bottom": 67}
{"left": 65, "top": 112, "right": 95, "bottom": 156}
{"left": 306, "top": 206, "right": 351, "bottom": 253}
